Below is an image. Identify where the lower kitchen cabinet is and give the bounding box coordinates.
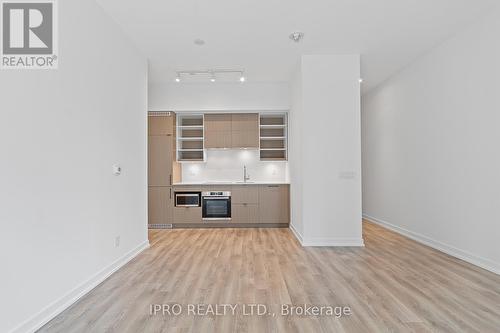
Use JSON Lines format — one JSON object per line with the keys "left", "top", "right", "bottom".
{"left": 232, "top": 185, "right": 259, "bottom": 204}
{"left": 173, "top": 206, "right": 202, "bottom": 224}
{"left": 258, "top": 185, "right": 290, "bottom": 224}
{"left": 148, "top": 186, "right": 173, "bottom": 226}
{"left": 232, "top": 204, "right": 259, "bottom": 223}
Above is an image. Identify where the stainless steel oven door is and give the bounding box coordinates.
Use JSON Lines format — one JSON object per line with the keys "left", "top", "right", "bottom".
{"left": 202, "top": 196, "right": 231, "bottom": 220}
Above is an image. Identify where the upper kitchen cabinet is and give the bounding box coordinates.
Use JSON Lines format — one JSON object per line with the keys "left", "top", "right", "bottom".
{"left": 148, "top": 112, "right": 175, "bottom": 136}
{"left": 177, "top": 114, "right": 205, "bottom": 162}
{"left": 178, "top": 111, "right": 288, "bottom": 160}
{"left": 231, "top": 113, "right": 259, "bottom": 148}
{"left": 204, "top": 113, "right": 232, "bottom": 149}
{"left": 148, "top": 112, "right": 177, "bottom": 186}
{"left": 260, "top": 113, "right": 288, "bottom": 161}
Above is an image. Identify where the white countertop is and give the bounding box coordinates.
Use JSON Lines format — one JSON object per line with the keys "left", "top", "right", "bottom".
{"left": 173, "top": 181, "right": 290, "bottom": 186}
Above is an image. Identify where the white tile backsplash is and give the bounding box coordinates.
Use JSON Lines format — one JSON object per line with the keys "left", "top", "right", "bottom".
{"left": 181, "top": 150, "right": 288, "bottom": 183}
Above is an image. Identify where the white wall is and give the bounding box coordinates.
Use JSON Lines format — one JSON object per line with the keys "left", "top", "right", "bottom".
{"left": 0, "top": 2, "right": 148, "bottom": 332}
{"left": 362, "top": 9, "right": 500, "bottom": 274}
{"left": 181, "top": 150, "right": 287, "bottom": 184}
{"left": 290, "top": 55, "right": 363, "bottom": 246}
{"left": 149, "top": 82, "right": 289, "bottom": 111}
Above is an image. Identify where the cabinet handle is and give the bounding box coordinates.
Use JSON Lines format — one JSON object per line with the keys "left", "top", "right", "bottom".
{"left": 267, "top": 185, "right": 279, "bottom": 188}
{"left": 169, "top": 188, "right": 172, "bottom": 199}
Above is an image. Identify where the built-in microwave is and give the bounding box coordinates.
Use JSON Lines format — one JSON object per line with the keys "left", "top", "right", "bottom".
{"left": 175, "top": 192, "right": 201, "bottom": 207}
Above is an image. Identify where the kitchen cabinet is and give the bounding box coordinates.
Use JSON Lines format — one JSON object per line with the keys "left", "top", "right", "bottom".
{"left": 231, "top": 113, "right": 259, "bottom": 148}
{"left": 174, "top": 207, "right": 202, "bottom": 224}
{"left": 204, "top": 114, "right": 232, "bottom": 149}
{"left": 260, "top": 113, "right": 287, "bottom": 161}
{"left": 204, "top": 113, "right": 260, "bottom": 149}
{"left": 148, "top": 135, "right": 174, "bottom": 186}
{"left": 148, "top": 112, "right": 179, "bottom": 227}
{"left": 258, "top": 185, "right": 289, "bottom": 224}
{"left": 148, "top": 187, "right": 173, "bottom": 226}
{"left": 168, "top": 184, "right": 290, "bottom": 226}
{"left": 177, "top": 114, "right": 204, "bottom": 161}
{"left": 232, "top": 185, "right": 259, "bottom": 204}
{"left": 149, "top": 113, "right": 175, "bottom": 136}
{"left": 232, "top": 184, "right": 259, "bottom": 224}
{"left": 232, "top": 204, "right": 259, "bottom": 224}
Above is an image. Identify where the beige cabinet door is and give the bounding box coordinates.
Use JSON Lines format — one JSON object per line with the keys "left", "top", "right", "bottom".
{"left": 204, "top": 114, "right": 232, "bottom": 148}
{"left": 258, "top": 185, "right": 289, "bottom": 224}
{"left": 232, "top": 185, "right": 259, "bottom": 204}
{"left": 232, "top": 204, "right": 259, "bottom": 223}
{"left": 174, "top": 207, "right": 202, "bottom": 224}
{"left": 148, "top": 187, "right": 173, "bottom": 225}
{"left": 149, "top": 114, "right": 174, "bottom": 136}
{"left": 231, "top": 113, "right": 259, "bottom": 148}
{"left": 148, "top": 135, "right": 173, "bottom": 186}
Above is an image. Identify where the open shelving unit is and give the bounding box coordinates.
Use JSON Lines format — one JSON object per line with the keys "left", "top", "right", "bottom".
{"left": 176, "top": 114, "right": 205, "bottom": 162}
{"left": 259, "top": 113, "right": 288, "bottom": 161}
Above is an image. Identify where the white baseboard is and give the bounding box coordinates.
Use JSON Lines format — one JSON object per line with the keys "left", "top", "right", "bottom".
{"left": 289, "top": 223, "right": 303, "bottom": 244}
{"left": 10, "top": 240, "right": 150, "bottom": 333}
{"left": 301, "top": 237, "right": 364, "bottom": 247}
{"left": 289, "top": 223, "right": 364, "bottom": 247}
{"left": 363, "top": 214, "right": 500, "bottom": 275}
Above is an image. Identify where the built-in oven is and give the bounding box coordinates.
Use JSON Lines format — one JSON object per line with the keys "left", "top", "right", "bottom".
{"left": 175, "top": 192, "right": 201, "bottom": 207}
{"left": 202, "top": 191, "right": 231, "bottom": 221}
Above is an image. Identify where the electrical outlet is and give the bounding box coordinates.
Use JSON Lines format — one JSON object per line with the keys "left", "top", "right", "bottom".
{"left": 339, "top": 171, "right": 356, "bottom": 180}
{"left": 115, "top": 236, "right": 120, "bottom": 247}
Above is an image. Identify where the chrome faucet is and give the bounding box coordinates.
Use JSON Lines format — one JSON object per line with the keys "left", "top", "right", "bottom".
{"left": 243, "top": 165, "right": 251, "bottom": 183}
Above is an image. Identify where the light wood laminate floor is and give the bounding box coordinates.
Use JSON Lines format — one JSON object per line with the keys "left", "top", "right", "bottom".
{"left": 40, "top": 221, "right": 500, "bottom": 332}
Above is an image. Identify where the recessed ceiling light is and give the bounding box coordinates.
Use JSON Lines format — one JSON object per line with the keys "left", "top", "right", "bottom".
{"left": 194, "top": 38, "right": 205, "bottom": 46}
{"left": 359, "top": 78, "right": 364, "bottom": 83}
{"left": 289, "top": 32, "right": 304, "bottom": 43}
{"left": 240, "top": 76, "right": 246, "bottom": 82}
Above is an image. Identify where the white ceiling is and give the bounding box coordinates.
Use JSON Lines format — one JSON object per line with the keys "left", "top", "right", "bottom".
{"left": 96, "top": 0, "right": 496, "bottom": 92}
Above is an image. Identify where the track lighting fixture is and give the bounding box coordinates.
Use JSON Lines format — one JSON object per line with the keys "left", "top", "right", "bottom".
{"left": 175, "top": 69, "right": 246, "bottom": 83}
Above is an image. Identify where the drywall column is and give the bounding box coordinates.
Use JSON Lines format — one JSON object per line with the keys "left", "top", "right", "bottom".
{"left": 290, "top": 55, "right": 363, "bottom": 246}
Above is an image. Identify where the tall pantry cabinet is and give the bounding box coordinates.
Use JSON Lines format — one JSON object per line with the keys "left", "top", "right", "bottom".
{"left": 148, "top": 112, "right": 178, "bottom": 227}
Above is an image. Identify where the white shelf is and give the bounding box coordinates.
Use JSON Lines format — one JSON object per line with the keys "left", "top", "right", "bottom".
{"left": 260, "top": 137, "right": 286, "bottom": 140}
{"left": 178, "top": 137, "right": 204, "bottom": 141}
{"left": 259, "top": 113, "right": 287, "bottom": 161}
{"left": 178, "top": 125, "right": 204, "bottom": 129}
{"left": 259, "top": 124, "right": 285, "bottom": 129}
{"left": 177, "top": 114, "right": 205, "bottom": 162}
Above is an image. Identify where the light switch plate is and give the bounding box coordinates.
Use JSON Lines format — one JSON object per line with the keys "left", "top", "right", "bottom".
{"left": 339, "top": 171, "right": 356, "bottom": 180}
{"left": 112, "top": 164, "right": 122, "bottom": 176}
